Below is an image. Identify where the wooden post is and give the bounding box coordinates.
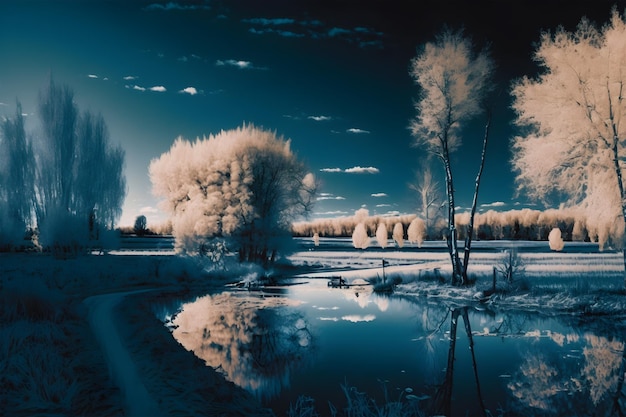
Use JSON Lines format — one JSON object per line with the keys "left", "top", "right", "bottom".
{"left": 382, "top": 259, "right": 387, "bottom": 283}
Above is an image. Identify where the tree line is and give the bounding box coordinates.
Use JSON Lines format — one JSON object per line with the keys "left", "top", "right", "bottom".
{"left": 292, "top": 207, "right": 623, "bottom": 250}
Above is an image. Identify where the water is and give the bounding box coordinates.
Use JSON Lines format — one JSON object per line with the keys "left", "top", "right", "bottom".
{"left": 166, "top": 278, "right": 626, "bottom": 416}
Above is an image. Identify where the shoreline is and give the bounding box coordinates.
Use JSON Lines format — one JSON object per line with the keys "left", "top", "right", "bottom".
{"left": 115, "top": 286, "right": 276, "bottom": 417}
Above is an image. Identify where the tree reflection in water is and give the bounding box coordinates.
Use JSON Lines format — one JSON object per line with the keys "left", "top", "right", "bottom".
{"left": 411, "top": 302, "right": 626, "bottom": 417}
{"left": 508, "top": 332, "right": 626, "bottom": 416}
{"left": 427, "top": 306, "right": 488, "bottom": 417}
{"left": 171, "top": 291, "right": 312, "bottom": 401}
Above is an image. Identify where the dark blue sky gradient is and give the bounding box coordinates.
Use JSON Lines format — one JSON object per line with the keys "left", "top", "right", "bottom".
{"left": 1, "top": 0, "right": 624, "bottom": 226}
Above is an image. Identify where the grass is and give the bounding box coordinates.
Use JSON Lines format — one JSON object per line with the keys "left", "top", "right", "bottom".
{"left": 288, "top": 383, "right": 424, "bottom": 417}
{"left": 0, "top": 280, "right": 123, "bottom": 416}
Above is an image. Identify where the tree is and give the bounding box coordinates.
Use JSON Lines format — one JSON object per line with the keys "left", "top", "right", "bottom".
{"left": 409, "top": 166, "right": 443, "bottom": 238}
{"left": 511, "top": 9, "right": 626, "bottom": 276}
{"left": 134, "top": 215, "right": 147, "bottom": 236}
{"left": 392, "top": 222, "right": 404, "bottom": 248}
{"left": 410, "top": 29, "right": 494, "bottom": 284}
{"left": 150, "top": 124, "right": 316, "bottom": 265}
{"left": 548, "top": 228, "right": 565, "bottom": 252}
{"left": 0, "top": 101, "right": 36, "bottom": 247}
{"left": 407, "top": 217, "right": 426, "bottom": 248}
{"left": 352, "top": 223, "right": 370, "bottom": 249}
{"left": 376, "top": 223, "right": 388, "bottom": 248}
{"left": 34, "top": 79, "right": 126, "bottom": 252}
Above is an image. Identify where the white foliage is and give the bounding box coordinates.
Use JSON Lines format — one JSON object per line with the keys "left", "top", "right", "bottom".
{"left": 376, "top": 223, "right": 388, "bottom": 249}
{"left": 392, "top": 222, "right": 404, "bottom": 248}
{"left": 410, "top": 29, "right": 493, "bottom": 155}
{"left": 352, "top": 223, "right": 370, "bottom": 250}
{"left": 511, "top": 9, "right": 626, "bottom": 245}
{"left": 353, "top": 208, "right": 369, "bottom": 224}
{"left": 150, "top": 124, "right": 314, "bottom": 259}
{"left": 548, "top": 228, "right": 565, "bottom": 252}
{"left": 408, "top": 217, "right": 426, "bottom": 248}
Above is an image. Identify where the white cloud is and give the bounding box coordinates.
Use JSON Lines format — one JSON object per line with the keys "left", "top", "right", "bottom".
{"left": 179, "top": 87, "right": 198, "bottom": 95}
{"left": 314, "top": 210, "right": 349, "bottom": 216}
{"left": 371, "top": 193, "right": 387, "bottom": 198}
{"left": 126, "top": 84, "right": 146, "bottom": 91}
{"left": 140, "top": 206, "right": 159, "bottom": 214}
{"left": 376, "top": 204, "right": 391, "bottom": 208}
{"left": 345, "top": 166, "right": 379, "bottom": 174}
{"left": 346, "top": 128, "right": 370, "bottom": 134}
{"left": 308, "top": 115, "right": 332, "bottom": 121}
{"left": 0, "top": 102, "right": 7, "bottom": 106}
{"left": 123, "top": 75, "right": 137, "bottom": 80}
{"left": 216, "top": 59, "right": 250, "bottom": 69}
{"left": 144, "top": 2, "right": 210, "bottom": 11}
{"left": 87, "top": 74, "right": 98, "bottom": 79}
{"left": 150, "top": 85, "right": 167, "bottom": 92}
{"left": 316, "top": 193, "right": 346, "bottom": 201}
{"left": 320, "top": 166, "right": 379, "bottom": 174}
{"left": 382, "top": 211, "right": 401, "bottom": 217}
{"left": 481, "top": 201, "right": 506, "bottom": 208}
{"left": 178, "top": 56, "right": 188, "bottom": 62}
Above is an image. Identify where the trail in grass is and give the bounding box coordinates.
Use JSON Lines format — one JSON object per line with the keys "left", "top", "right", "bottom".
{"left": 84, "top": 289, "right": 161, "bottom": 417}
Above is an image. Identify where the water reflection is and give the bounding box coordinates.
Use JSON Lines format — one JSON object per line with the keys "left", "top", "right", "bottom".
{"left": 426, "top": 307, "right": 487, "bottom": 417}
{"left": 171, "top": 291, "right": 312, "bottom": 401}
{"left": 165, "top": 281, "right": 626, "bottom": 416}
{"left": 508, "top": 332, "right": 626, "bottom": 416}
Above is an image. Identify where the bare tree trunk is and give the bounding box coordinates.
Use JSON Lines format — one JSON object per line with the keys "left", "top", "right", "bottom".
{"left": 606, "top": 83, "right": 626, "bottom": 287}
{"left": 463, "top": 112, "right": 491, "bottom": 281}
{"left": 613, "top": 144, "right": 626, "bottom": 288}
{"left": 441, "top": 139, "right": 463, "bottom": 285}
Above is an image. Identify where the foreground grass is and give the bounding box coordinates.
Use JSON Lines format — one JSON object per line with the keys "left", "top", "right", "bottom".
{"left": 0, "top": 278, "right": 123, "bottom": 415}
{"left": 0, "top": 252, "right": 272, "bottom": 416}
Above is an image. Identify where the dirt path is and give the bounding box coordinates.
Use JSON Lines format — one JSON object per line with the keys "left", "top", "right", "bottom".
{"left": 83, "top": 290, "right": 162, "bottom": 417}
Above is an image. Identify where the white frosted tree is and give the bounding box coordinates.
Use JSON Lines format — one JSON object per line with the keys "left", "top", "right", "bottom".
{"left": 392, "top": 222, "right": 404, "bottom": 248}
{"left": 150, "top": 124, "right": 316, "bottom": 264}
{"left": 511, "top": 9, "right": 626, "bottom": 275}
{"left": 408, "top": 217, "right": 426, "bottom": 248}
{"left": 410, "top": 29, "right": 494, "bottom": 284}
{"left": 548, "top": 228, "right": 565, "bottom": 251}
{"left": 35, "top": 79, "right": 126, "bottom": 252}
{"left": 352, "top": 223, "right": 370, "bottom": 249}
{"left": 312, "top": 232, "right": 320, "bottom": 247}
{"left": 0, "top": 101, "right": 36, "bottom": 247}
{"left": 376, "top": 222, "right": 388, "bottom": 249}
{"left": 409, "top": 166, "right": 443, "bottom": 238}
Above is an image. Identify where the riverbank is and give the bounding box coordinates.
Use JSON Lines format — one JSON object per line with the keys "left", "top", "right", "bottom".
{"left": 0, "top": 252, "right": 273, "bottom": 416}
{"left": 2, "top": 248, "right": 626, "bottom": 416}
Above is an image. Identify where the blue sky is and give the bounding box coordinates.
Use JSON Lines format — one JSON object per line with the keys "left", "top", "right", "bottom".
{"left": 1, "top": 0, "right": 624, "bottom": 227}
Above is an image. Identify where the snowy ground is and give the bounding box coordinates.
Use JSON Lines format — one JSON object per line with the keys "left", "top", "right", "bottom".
{"left": 288, "top": 239, "right": 626, "bottom": 314}
{"left": 2, "top": 238, "right": 625, "bottom": 416}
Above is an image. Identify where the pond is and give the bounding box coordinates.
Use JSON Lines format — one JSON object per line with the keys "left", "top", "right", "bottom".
{"left": 164, "top": 278, "right": 626, "bottom": 416}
